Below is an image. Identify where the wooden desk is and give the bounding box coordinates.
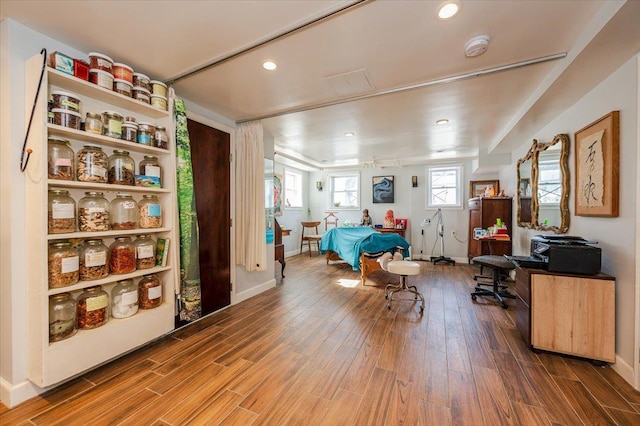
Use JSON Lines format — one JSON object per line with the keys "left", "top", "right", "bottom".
{"left": 375, "top": 227, "right": 405, "bottom": 237}
{"left": 515, "top": 267, "right": 615, "bottom": 363}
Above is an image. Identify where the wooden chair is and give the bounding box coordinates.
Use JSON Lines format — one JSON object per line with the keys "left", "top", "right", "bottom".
{"left": 300, "top": 221, "right": 322, "bottom": 256}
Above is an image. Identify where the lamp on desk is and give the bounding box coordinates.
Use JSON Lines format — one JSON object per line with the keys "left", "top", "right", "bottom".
{"left": 316, "top": 181, "right": 323, "bottom": 191}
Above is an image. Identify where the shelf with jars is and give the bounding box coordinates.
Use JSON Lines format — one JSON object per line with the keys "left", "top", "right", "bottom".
{"left": 24, "top": 53, "right": 179, "bottom": 388}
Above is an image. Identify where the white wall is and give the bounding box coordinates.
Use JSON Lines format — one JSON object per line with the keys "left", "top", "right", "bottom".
{"left": 306, "top": 161, "right": 501, "bottom": 263}
{"left": 503, "top": 55, "right": 639, "bottom": 383}
{"left": 273, "top": 163, "right": 310, "bottom": 257}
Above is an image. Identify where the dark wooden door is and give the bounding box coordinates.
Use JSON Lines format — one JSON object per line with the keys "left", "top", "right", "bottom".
{"left": 187, "top": 119, "right": 231, "bottom": 315}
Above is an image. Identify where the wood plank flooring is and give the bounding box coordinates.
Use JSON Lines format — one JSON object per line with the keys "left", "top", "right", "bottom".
{"left": 2, "top": 254, "right": 640, "bottom": 425}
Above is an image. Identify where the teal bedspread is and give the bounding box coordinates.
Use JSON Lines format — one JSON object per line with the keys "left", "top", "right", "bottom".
{"left": 319, "top": 227, "right": 410, "bottom": 271}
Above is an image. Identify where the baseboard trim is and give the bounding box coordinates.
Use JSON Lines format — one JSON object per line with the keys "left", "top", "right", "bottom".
{"left": 412, "top": 255, "right": 468, "bottom": 264}
{"left": 0, "top": 377, "right": 47, "bottom": 409}
{"left": 235, "top": 278, "right": 276, "bottom": 304}
{"left": 611, "top": 354, "right": 636, "bottom": 389}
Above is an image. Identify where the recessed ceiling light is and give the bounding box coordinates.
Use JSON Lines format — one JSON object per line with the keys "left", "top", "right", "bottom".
{"left": 344, "top": 131, "right": 355, "bottom": 137}
{"left": 262, "top": 61, "right": 277, "bottom": 71}
{"left": 437, "top": 1, "right": 461, "bottom": 20}
{"left": 436, "top": 119, "right": 449, "bottom": 125}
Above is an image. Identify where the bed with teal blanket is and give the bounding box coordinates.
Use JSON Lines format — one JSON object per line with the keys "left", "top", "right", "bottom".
{"left": 319, "top": 227, "right": 409, "bottom": 282}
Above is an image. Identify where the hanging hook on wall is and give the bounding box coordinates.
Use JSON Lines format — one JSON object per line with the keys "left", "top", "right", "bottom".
{"left": 20, "top": 48, "right": 48, "bottom": 173}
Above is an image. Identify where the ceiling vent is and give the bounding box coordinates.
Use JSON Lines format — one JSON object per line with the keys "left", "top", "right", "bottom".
{"left": 465, "top": 35, "right": 490, "bottom": 57}
{"left": 324, "top": 69, "right": 374, "bottom": 96}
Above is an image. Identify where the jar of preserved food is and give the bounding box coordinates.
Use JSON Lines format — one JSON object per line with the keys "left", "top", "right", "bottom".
{"left": 153, "top": 126, "right": 168, "bottom": 149}
{"left": 132, "top": 73, "right": 151, "bottom": 91}
{"left": 113, "top": 63, "right": 133, "bottom": 83}
{"left": 109, "top": 236, "right": 136, "bottom": 274}
{"left": 49, "top": 293, "right": 77, "bottom": 342}
{"left": 51, "top": 90, "right": 80, "bottom": 112}
{"left": 78, "top": 192, "right": 109, "bottom": 232}
{"left": 48, "top": 136, "right": 75, "bottom": 180}
{"left": 108, "top": 150, "right": 135, "bottom": 186}
{"left": 122, "top": 121, "right": 138, "bottom": 143}
{"left": 77, "top": 144, "right": 108, "bottom": 183}
{"left": 111, "top": 279, "right": 138, "bottom": 319}
{"left": 79, "top": 239, "right": 109, "bottom": 280}
{"left": 132, "top": 87, "right": 151, "bottom": 104}
{"left": 48, "top": 189, "right": 76, "bottom": 234}
{"left": 109, "top": 193, "right": 138, "bottom": 230}
{"left": 48, "top": 241, "right": 79, "bottom": 288}
{"left": 84, "top": 112, "right": 103, "bottom": 135}
{"left": 113, "top": 78, "right": 133, "bottom": 97}
{"left": 151, "top": 95, "right": 167, "bottom": 111}
{"left": 139, "top": 274, "right": 162, "bottom": 309}
{"left": 134, "top": 234, "right": 156, "bottom": 269}
{"left": 52, "top": 108, "right": 81, "bottom": 130}
{"left": 138, "top": 195, "right": 162, "bottom": 228}
{"left": 150, "top": 80, "right": 167, "bottom": 97}
{"left": 101, "top": 110, "right": 123, "bottom": 139}
{"left": 77, "top": 285, "right": 109, "bottom": 329}
{"left": 88, "top": 52, "right": 114, "bottom": 73}
{"left": 139, "top": 155, "right": 162, "bottom": 186}
{"left": 137, "top": 123, "right": 155, "bottom": 146}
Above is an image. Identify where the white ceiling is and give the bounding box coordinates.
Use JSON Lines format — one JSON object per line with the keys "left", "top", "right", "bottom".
{"left": 2, "top": 0, "right": 639, "bottom": 170}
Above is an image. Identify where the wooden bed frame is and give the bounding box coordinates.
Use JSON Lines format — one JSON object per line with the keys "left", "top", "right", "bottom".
{"left": 325, "top": 249, "right": 401, "bottom": 286}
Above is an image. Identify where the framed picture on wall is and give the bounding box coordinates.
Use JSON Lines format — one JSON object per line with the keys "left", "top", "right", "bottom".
{"left": 574, "top": 111, "right": 619, "bottom": 217}
{"left": 273, "top": 173, "right": 283, "bottom": 216}
{"left": 372, "top": 176, "right": 394, "bottom": 203}
{"left": 470, "top": 180, "right": 499, "bottom": 198}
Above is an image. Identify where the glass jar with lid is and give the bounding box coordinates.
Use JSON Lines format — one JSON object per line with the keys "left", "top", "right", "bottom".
{"left": 109, "top": 193, "right": 138, "bottom": 230}
{"left": 77, "top": 144, "right": 108, "bottom": 183}
{"left": 134, "top": 234, "right": 156, "bottom": 269}
{"left": 137, "top": 123, "right": 155, "bottom": 146}
{"left": 79, "top": 239, "right": 109, "bottom": 281}
{"left": 49, "top": 293, "right": 77, "bottom": 342}
{"left": 109, "top": 236, "right": 136, "bottom": 274}
{"left": 48, "top": 241, "right": 79, "bottom": 288}
{"left": 122, "top": 120, "right": 138, "bottom": 143}
{"left": 102, "top": 110, "right": 123, "bottom": 139}
{"left": 76, "top": 285, "right": 109, "bottom": 329}
{"left": 84, "top": 112, "right": 103, "bottom": 135}
{"left": 138, "top": 274, "right": 162, "bottom": 309}
{"left": 47, "top": 137, "right": 75, "bottom": 180}
{"left": 153, "top": 126, "right": 168, "bottom": 149}
{"left": 78, "top": 191, "right": 109, "bottom": 232}
{"left": 48, "top": 189, "right": 76, "bottom": 234}
{"left": 138, "top": 194, "right": 162, "bottom": 228}
{"left": 139, "top": 155, "right": 162, "bottom": 187}
{"left": 111, "top": 279, "right": 138, "bottom": 319}
{"left": 108, "top": 150, "right": 135, "bottom": 186}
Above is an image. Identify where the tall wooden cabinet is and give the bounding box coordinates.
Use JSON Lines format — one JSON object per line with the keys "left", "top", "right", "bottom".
{"left": 25, "top": 54, "right": 179, "bottom": 387}
{"left": 515, "top": 267, "right": 615, "bottom": 362}
{"left": 467, "top": 197, "right": 512, "bottom": 262}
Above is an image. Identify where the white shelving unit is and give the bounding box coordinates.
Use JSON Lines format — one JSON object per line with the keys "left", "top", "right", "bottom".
{"left": 24, "top": 54, "right": 179, "bottom": 387}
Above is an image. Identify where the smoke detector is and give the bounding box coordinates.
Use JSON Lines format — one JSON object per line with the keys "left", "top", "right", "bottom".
{"left": 465, "top": 35, "right": 490, "bottom": 57}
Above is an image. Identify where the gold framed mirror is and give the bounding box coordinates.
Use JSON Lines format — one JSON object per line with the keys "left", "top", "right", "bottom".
{"left": 516, "top": 140, "right": 536, "bottom": 228}
{"left": 531, "top": 134, "right": 570, "bottom": 233}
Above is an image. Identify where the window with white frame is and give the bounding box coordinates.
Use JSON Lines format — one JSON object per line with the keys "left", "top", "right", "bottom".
{"left": 426, "top": 164, "right": 462, "bottom": 208}
{"left": 330, "top": 173, "right": 360, "bottom": 209}
{"left": 284, "top": 170, "right": 303, "bottom": 208}
{"left": 537, "top": 158, "right": 561, "bottom": 205}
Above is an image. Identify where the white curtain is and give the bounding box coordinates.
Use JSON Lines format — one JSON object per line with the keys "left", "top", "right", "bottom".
{"left": 235, "top": 121, "right": 267, "bottom": 271}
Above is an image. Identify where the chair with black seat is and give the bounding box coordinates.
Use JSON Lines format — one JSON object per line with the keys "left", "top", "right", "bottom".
{"left": 470, "top": 255, "right": 516, "bottom": 309}
{"left": 300, "top": 221, "right": 322, "bottom": 256}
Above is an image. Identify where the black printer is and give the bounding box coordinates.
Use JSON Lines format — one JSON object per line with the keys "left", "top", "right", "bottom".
{"left": 530, "top": 235, "right": 601, "bottom": 275}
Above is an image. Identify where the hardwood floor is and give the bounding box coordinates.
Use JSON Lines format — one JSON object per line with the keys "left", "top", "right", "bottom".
{"left": 2, "top": 254, "right": 639, "bottom": 425}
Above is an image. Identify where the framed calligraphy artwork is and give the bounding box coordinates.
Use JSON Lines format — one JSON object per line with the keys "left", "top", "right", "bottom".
{"left": 574, "top": 111, "right": 619, "bottom": 217}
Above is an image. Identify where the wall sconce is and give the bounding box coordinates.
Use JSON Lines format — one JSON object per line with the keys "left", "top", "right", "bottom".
{"left": 411, "top": 176, "right": 418, "bottom": 188}
{"left": 316, "top": 181, "right": 323, "bottom": 191}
